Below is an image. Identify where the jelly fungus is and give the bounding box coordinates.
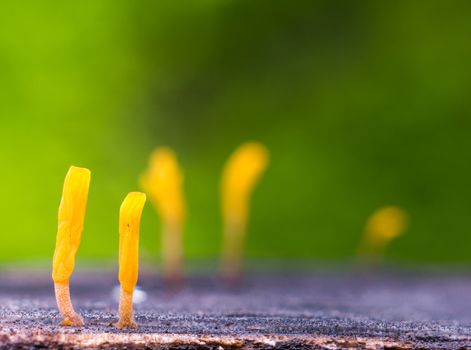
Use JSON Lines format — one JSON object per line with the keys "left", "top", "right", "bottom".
{"left": 358, "top": 206, "right": 409, "bottom": 260}
{"left": 220, "top": 142, "right": 269, "bottom": 283}
{"left": 141, "top": 148, "right": 186, "bottom": 286}
{"left": 52, "top": 166, "right": 91, "bottom": 326}
{"left": 116, "top": 192, "right": 146, "bottom": 329}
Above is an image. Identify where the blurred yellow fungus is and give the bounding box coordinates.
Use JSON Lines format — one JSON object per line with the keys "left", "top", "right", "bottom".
{"left": 52, "top": 166, "right": 91, "bottom": 327}
{"left": 220, "top": 142, "right": 269, "bottom": 283}
{"left": 141, "top": 147, "right": 186, "bottom": 286}
{"left": 358, "top": 205, "right": 409, "bottom": 260}
{"left": 116, "top": 192, "right": 146, "bottom": 329}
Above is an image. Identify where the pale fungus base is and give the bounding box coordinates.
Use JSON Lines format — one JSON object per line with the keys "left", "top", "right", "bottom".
{"left": 1, "top": 269, "right": 470, "bottom": 349}
{"left": 161, "top": 221, "right": 184, "bottom": 286}
{"left": 115, "top": 288, "right": 137, "bottom": 329}
{"left": 54, "top": 283, "right": 84, "bottom": 327}
{"left": 220, "top": 222, "right": 246, "bottom": 284}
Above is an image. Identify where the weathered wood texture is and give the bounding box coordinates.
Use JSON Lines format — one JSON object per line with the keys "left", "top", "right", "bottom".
{"left": 0, "top": 268, "right": 470, "bottom": 349}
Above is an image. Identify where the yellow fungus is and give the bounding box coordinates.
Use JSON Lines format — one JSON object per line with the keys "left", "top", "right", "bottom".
{"left": 52, "top": 166, "right": 91, "bottom": 327}
{"left": 116, "top": 192, "right": 146, "bottom": 329}
{"left": 358, "top": 205, "right": 409, "bottom": 260}
{"left": 220, "top": 142, "right": 269, "bottom": 282}
{"left": 141, "top": 147, "right": 185, "bottom": 286}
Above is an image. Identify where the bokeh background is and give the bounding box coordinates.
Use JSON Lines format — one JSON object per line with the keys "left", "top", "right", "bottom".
{"left": 1, "top": 1, "right": 470, "bottom": 264}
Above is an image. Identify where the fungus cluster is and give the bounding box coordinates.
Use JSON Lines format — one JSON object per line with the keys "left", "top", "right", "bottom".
{"left": 51, "top": 141, "right": 408, "bottom": 330}
{"left": 52, "top": 166, "right": 146, "bottom": 328}
{"left": 51, "top": 142, "right": 270, "bottom": 328}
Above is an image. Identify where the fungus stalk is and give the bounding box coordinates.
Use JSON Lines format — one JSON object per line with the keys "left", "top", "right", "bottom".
{"left": 221, "top": 142, "right": 268, "bottom": 283}
{"left": 358, "top": 205, "right": 408, "bottom": 261}
{"left": 161, "top": 218, "right": 184, "bottom": 284}
{"left": 52, "top": 166, "right": 91, "bottom": 326}
{"left": 116, "top": 192, "right": 146, "bottom": 329}
{"left": 141, "top": 148, "right": 185, "bottom": 286}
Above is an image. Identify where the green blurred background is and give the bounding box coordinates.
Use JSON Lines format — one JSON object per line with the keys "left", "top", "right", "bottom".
{"left": 1, "top": 1, "right": 470, "bottom": 264}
